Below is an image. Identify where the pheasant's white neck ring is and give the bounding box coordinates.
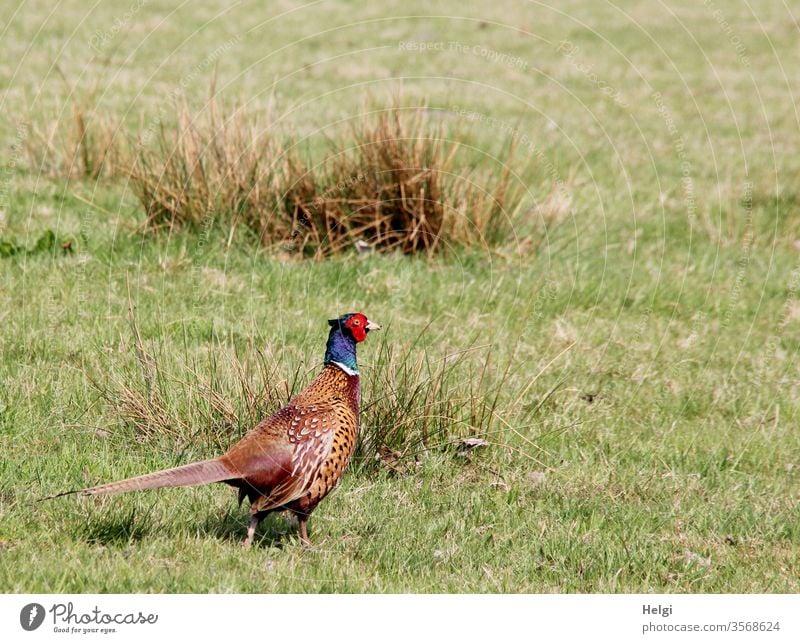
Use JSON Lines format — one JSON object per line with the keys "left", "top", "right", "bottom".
{"left": 331, "top": 361, "right": 358, "bottom": 376}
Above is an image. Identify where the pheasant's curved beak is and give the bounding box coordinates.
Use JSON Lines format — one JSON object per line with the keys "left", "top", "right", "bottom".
{"left": 365, "top": 320, "right": 381, "bottom": 331}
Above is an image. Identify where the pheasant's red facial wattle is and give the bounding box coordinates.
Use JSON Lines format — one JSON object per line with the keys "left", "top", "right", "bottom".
{"left": 344, "top": 313, "right": 369, "bottom": 343}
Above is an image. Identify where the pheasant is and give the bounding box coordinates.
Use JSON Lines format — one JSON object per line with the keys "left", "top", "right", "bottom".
{"left": 53, "top": 312, "right": 380, "bottom": 547}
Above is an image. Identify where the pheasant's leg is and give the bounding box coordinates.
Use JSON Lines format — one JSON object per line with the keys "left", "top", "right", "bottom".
{"left": 298, "top": 516, "right": 311, "bottom": 547}
{"left": 243, "top": 514, "right": 260, "bottom": 548}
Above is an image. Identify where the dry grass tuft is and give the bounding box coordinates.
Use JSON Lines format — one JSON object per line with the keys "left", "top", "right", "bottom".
{"left": 23, "top": 98, "right": 128, "bottom": 180}
{"left": 130, "top": 100, "right": 525, "bottom": 256}
{"left": 89, "top": 342, "right": 301, "bottom": 455}
{"left": 26, "top": 92, "right": 529, "bottom": 256}
{"left": 356, "top": 341, "right": 511, "bottom": 470}
{"left": 129, "top": 97, "right": 298, "bottom": 239}
{"left": 288, "top": 109, "right": 523, "bottom": 256}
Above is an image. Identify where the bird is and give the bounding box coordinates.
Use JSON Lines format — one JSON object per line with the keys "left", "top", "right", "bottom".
{"left": 51, "top": 312, "right": 380, "bottom": 547}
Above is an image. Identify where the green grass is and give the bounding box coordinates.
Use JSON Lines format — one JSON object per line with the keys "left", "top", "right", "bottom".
{"left": 1, "top": 0, "right": 798, "bottom": 592}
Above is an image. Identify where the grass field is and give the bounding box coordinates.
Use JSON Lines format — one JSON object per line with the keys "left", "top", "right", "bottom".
{"left": 1, "top": 0, "right": 799, "bottom": 592}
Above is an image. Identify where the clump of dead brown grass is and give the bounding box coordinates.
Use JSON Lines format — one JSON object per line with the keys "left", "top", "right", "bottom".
{"left": 287, "top": 109, "right": 523, "bottom": 256}
{"left": 25, "top": 91, "right": 530, "bottom": 256}
{"left": 129, "top": 97, "right": 301, "bottom": 240}
{"left": 129, "top": 99, "right": 525, "bottom": 256}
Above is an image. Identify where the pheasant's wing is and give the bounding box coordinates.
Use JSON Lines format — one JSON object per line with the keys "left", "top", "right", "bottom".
{"left": 222, "top": 402, "right": 339, "bottom": 512}
{"left": 253, "top": 402, "right": 339, "bottom": 513}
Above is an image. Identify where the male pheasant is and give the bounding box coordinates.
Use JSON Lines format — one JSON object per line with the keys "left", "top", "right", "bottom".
{"left": 54, "top": 312, "right": 380, "bottom": 547}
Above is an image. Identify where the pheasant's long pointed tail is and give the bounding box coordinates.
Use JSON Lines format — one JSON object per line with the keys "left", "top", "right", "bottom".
{"left": 41, "top": 459, "right": 237, "bottom": 500}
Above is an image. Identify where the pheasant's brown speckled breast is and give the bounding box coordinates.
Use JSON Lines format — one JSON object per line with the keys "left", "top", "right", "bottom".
{"left": 287, "top": 365, "right": 360, "bottom": 515}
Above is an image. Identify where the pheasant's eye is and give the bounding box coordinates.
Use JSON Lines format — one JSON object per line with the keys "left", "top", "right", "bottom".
{"left": 352, "top": 319, "right": 360, "bottom": 325}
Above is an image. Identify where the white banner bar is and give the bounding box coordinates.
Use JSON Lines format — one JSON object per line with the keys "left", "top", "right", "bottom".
{"left": 1, "top": 594, "right": 796, "bottom": 642}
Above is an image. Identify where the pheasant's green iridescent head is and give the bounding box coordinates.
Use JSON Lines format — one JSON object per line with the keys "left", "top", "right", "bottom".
{"left": 324, "top": 313, "right": 380, "bottom": 375}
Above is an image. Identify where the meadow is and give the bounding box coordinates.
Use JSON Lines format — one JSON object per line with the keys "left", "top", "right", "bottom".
{"left": 0, "top": 0, "right": 798, "bottom": 592}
